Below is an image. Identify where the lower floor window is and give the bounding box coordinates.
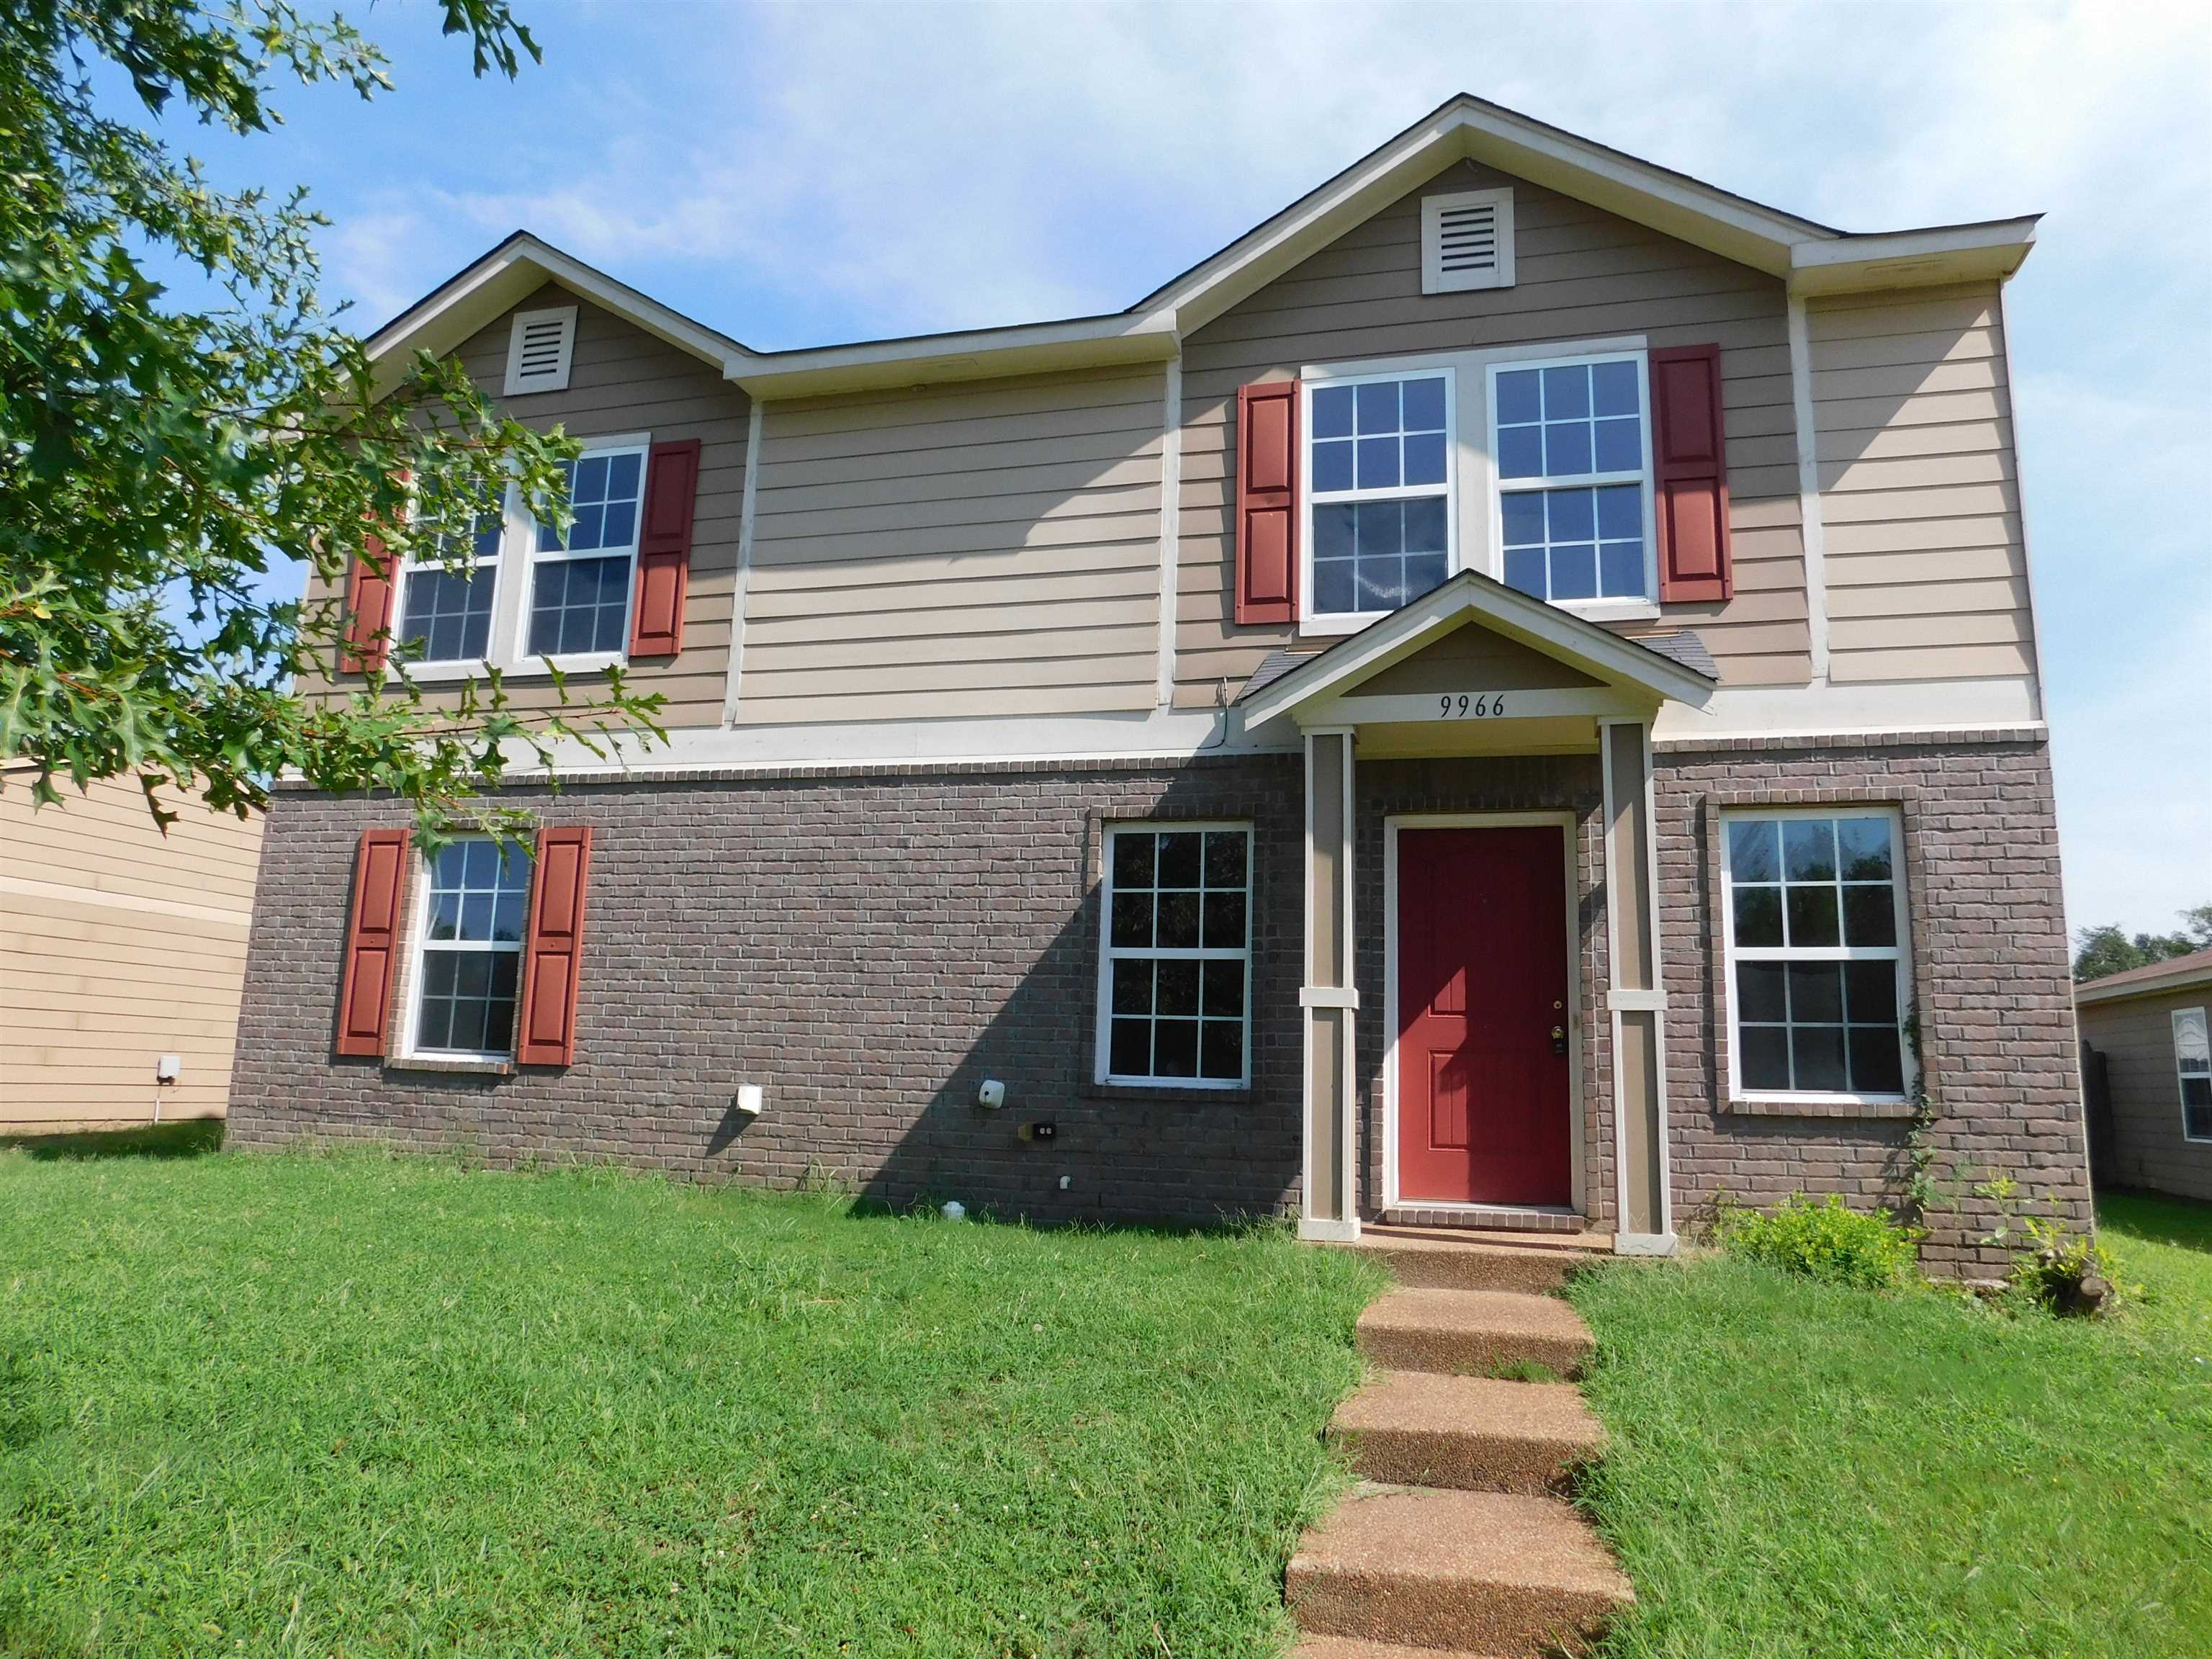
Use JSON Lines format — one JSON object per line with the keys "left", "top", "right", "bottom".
{"left": 1722, "top": 809, "right": 1910, "bottom": 1099}
{"left": 2176, "top": 1007, "right": 2211, "bottom": 1142}
{"left": 1099, "top": 824, "right": 1251, "bottom": 1086}
{"left": 413, "top": 839, "right": 531, "bottom": 1056}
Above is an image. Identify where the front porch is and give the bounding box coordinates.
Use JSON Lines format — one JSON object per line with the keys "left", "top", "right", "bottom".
{"left": 1237, "top": 570, "right": 1716, "bottom": 1255}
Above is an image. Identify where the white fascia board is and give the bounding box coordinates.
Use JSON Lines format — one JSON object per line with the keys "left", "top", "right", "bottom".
{"left": 2076, "top": 962, "right": 2212, "bottom": 1008}
{"left": 1153, "top": 100, "right": 1835, "bottom": 335}
{"left": 726, "top": 311, "right": 1179, "bottom": 399}
{"left": 1240, "top": 575, "right": 1714, "bottom": 730}
{"left": 1787, "top": 217, "right": 2039, "bottom": 296}
{"left": 366, "top": 235, "right": 744, "bottom": 397}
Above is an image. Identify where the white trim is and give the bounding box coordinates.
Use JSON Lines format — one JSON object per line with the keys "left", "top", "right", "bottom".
{"left": 722, "top": 400, "right": 765, "bottom": 727}
{"left": 1092, "top": 820, "right": 1254, "bottom": 1091}
{"left": 395, "top": 837, "right": 531, "bottom": 1066}
{"left": 1717, "top": 804, "right": 1916, "bottom": 1109}
{"left": 1308, "top": 688, "right": 1653, "bottom": 727}
{"left": 727, "top": 310, "right": 1179, "bottom": 400}
{"left": 1786, "top": 217, "right": 2038, "bottom": 296}
{"left": 1484, "top": 349, "right": 1658, "bottom": 610}
{"left": 1786, "top": 295, "right": 1832, "bottom": 683}
{"left": 1155, "top": 353, "right": 1183, "bottom": 708}
{"left": 2173, "top": 1006, "right": 2212, "bottom": 1145}
{"left": 1300, "top": 986, "right": 1362, "bottom": 1010}
{"left": 502, "top": 304, "right": 577, "bottom": 397}
{"left": 1600, "top": 716, "right": 1673, "bottom": 1238}
{"left": 1298, "top": 1217, "right": 1364, "bottom": 1244}
{"left": 1382, "top": 812, "right": 1584, "bottom": 1215}
{"left": 1651, "top": 676, "right": 2042, "bottom": 742}
{"left": 1993, "top": 285, "right": 2049, "bottom": 720}
{"left": 1242, "top": 569, "right": 1712, "bottom": 731}
{"left": 1422, "top": 186, "right": 1515, "bottom": 293}
{"left": 2076, "top": 960, "right": 2212, "bottom": 1007}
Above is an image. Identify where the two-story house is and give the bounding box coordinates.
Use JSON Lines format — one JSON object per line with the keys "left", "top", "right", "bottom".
{"left": 229, "top": 96, "right": 2090, "bottom": 1273}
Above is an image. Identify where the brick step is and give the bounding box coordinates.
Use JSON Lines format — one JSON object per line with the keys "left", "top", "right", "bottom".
{"left": 1356, "top": 1288, "right": 1596, "bottom": 1379}
{"left": 1287, "top": 1488, "right": 1633, "bottom": 1657}
{"left": 1341, "top": 1229, "right": 1596, "bottom": 1295}
{"left": 1291, "top": 1637, "right": 1503, "bottom": 1659}
{"left": 1329, "top": 1371, "right": 1604, "bottom": 1494}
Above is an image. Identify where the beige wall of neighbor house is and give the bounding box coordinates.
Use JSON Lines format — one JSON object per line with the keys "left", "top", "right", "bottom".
{"left": 2079, "top": 979, "right": 2212, "bottom": 1203}
{"left": 304, "top": 282, "right": 752, "bottom": 732}
{"left": 1806, "top": 280, "right": 2039, "bottom": 687}
{"left": 1, "top": 773, "right": 264, "bottom": 1132}
{"left": 737, "top": 364, "right": 1169, "bottom": 724}
{"left": 1177, "top": 157, "right": 1812, "bottom": 706}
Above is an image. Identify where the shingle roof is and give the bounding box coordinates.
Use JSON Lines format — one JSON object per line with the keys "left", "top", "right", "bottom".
{"left": 2074, "top": 945, "right": 2212, "bottom": 1004}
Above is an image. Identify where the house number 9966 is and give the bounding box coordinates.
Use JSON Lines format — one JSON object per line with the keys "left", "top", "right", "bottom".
{"left": 1438, "top": 693, "right": 1506, "bottom": 719}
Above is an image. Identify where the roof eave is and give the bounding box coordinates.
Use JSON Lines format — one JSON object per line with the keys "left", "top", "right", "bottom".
{"left": 724, "top": 310, "right": 1180, "bottom": 399}
{"left": 363, "top": 233, "right": 747, "bottom": 397}
{"left": 1787, "top": 216, "right": 2041, "bottom": 297}
{"left": 2076, "top": 958, "right": 2212, "bottom": 1007}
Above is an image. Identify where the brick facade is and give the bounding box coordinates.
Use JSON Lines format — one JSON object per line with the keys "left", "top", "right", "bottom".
{"left": 231, "top": 732, "right": 2089, "bottom": 1270}
{"left": 229, "top": 757, "right": 1308, "bottom": 1226}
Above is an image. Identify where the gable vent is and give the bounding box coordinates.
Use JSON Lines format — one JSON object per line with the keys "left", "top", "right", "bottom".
{"left": 503, "top": 304, "right": 578, "bottom": 395}
{"left": 1421, "top": 187, "right": 1515, "bottom": 295}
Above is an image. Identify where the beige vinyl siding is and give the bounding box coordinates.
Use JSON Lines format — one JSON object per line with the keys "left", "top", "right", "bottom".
{"left": 1177, "top": 158, "right": 1809, "bottom": 706}
{"left": 1, "top": 774, "right": 264, "bottom": 1130}
{"left": 1807, "top": 282, "right": 2037, "bottom": 685}
{"left": 302, "top": 282, "right": 750, "bottom": 730}
{"left": 2079, "top": 986, "right": 2212, "bottom": 1202}
{"left": 737, "top": 364, "right": 1166, "bottom": 723}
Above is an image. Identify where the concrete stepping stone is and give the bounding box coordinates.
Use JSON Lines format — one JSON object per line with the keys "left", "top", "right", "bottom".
{"left": 1286, "top": 1487, "right": 1634, "bottom": 1657}
{"left": 1330, "top": 1370, "right": 1605, "bottom": 1493}
{"left": 1338, "top": 1229, "right": 1593, "bottom": 1295}
{"left": 1291, "top": 1636, "right": 1501, "bottom": 1658}
{"left": 1355, "top": 1287, "right": 1596, "bottom": 1378}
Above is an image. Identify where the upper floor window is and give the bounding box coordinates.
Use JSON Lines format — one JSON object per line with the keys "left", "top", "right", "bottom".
{"left": 1295, "top": 342, "right": 1664, "bottom": 635}
{"left": 382, "top": 438, "right": 648, "bottom": 678}
{"left": 1719, "top": 809, "right": 1910, "bottom": 1103}
{"left": 2176, "top": 1007, "right": 2212, "bottom": 1143}
{"left": 529, "top": 448, "right": 645, "bottom": 658}
{"left": 1305, "top": 373, "right": 1455, "bottom": 625}
{"left": 1491, "top": 354, "right": 1654, "bottom": 606}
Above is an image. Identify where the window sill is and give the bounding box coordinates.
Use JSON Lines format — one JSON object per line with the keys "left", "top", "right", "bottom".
{"left": 1723, "top": 1095, "right": 1916, "bottom": 1120}
{"left": 1078, "top": 1079, "right": 1256, "bottom": 1105}
{"left": 385, "top": 1053, "right": 513, "bottom": 1076}
{"left": 1566, "top": 599, "right": 1661, "bottom": 624}
{"left": 393, "top": 654, "right": 629, "bottom": 685}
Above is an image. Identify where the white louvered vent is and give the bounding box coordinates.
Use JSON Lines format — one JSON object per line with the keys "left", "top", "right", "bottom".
{"left": 503, "top": 304, "right": 578, "bottom": 395}
{"left": 1421, "top": 187, "right": 1515, "bottom": 295}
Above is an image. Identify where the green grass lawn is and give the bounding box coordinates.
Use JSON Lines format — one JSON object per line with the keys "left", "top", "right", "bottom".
{"left": 0, "top": 1139, "right": 1380, "bottom": 1658}
{"left": 1568, "top": 1190, "right": 2212, "bottom": 1659}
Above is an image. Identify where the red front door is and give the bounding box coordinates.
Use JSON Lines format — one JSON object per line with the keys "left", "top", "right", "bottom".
{"left": 1395, "top": 826, "right": 1572, "bottom": 1205}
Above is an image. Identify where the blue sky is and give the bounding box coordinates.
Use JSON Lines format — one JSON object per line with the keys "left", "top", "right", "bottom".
{"left": 176, "top": 0, "right": 2209, "bottom": 935}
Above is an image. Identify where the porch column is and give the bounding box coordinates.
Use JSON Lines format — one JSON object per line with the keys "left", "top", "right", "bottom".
{"left": 1602, "top": 717, "right": 1676, "bottom": 1254}
{"left": 1299, "top": 726, "right": 1359, "bottom": 1241}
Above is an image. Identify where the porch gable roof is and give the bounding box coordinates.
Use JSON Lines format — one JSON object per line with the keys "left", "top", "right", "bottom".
{"left": 1236, "top": 570, "right": 1717, "bottom": 731}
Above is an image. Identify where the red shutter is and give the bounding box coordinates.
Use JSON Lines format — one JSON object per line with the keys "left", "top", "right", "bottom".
{"left": 515, "top": 826, "right": 593, "bottom": 1066}
{"left": 629, "top": 439, "right": 701, "bottom": 657}
{"left": 340, "top": 531, "right": 397, "bottom": 673}
{"left": 1234, "top": 379, "right": 1300, "bottom": 625}
{"left": 333, "top": 827, "right": 410, "bottom": 1057}
{"left": 1650, "top": 344, "right": 1733, "bottom": 603}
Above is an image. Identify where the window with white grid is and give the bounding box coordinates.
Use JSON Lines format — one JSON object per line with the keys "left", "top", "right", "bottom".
{"left": 1097, "top": 824, "right": 1251, "bottom": 1087}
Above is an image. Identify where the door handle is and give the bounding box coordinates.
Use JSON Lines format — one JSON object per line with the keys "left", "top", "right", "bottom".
{"left": 1550, "top": 1025, "right": 1568, "bottom": 1056}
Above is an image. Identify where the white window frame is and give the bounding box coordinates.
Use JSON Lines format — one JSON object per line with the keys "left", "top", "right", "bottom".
{"left": 2175, "top": 1007, "right": 2212, "bottom": 1144}
{"left": 1093, "top": 820, "right": 1254, "bottom": 1090}
{"left": 387, "top": 433, "right": 648, "bottom": 683}
{"left": 1485, "top": 349, "right": 1659, "bottom": 619}
{"left": 1296, "top": 336, "right": 1659, "bottom": 637}
{"left": 1717, "top": 805, "right": 1915, "bottom": 1107}
{"left": 518, "top": 435, "right": 649, "bottom": 675}
{"left": 388, "top": 485, "right": 518, "bottom": 680}
{"left": 503, "top": 304, "right": 577, "bottom": 396}
{"left": 397, "top": 836, "right": 533, "bottom": 1064}
{"left": 1421, "top": 186, "right": 1515, "bottom": 294}
{"left": 1299, "top": 366, "right": 1459, "bottom": 634}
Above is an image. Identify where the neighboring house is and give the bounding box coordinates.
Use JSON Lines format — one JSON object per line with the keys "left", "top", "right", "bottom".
{"left": 1, "top": 768, "right": 265, "bottom": 1132}
{"left": 228, "top": 95, "right": 2090, "bottom": 1274}
{"left": 2077, "top": 948, "right": 2212, "bottom": 1203}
